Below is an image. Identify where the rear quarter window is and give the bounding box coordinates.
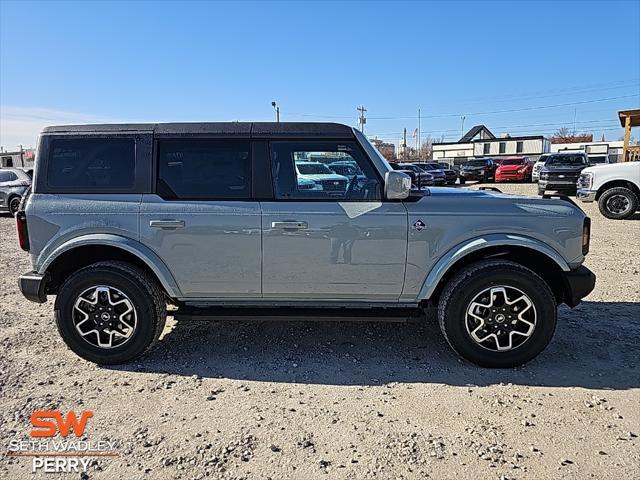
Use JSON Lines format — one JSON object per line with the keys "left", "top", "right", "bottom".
{"left": 47, "top": 138, "right": 135, "bottom": 189}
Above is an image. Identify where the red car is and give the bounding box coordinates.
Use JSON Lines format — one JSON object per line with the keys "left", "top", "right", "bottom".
{"left": 495, "top": 156, "right": 533, "bottom": 182}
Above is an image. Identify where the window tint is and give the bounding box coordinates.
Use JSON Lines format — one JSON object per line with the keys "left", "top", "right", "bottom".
{"left": 271, "top": 141, "right": 380, "bottom": 200}
{"left": 48, "top": 138, "right": 135, "bottom": 189}
{"left": 0, "top": 170, "right": 18, "bottom": 182}
{"left": 157, "top": 140, "right": 250, "bottom": 199}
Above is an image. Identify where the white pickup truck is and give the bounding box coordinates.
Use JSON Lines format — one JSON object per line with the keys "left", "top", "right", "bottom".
{"left": 577, "top": 161, "right": 640, "bottom": 219}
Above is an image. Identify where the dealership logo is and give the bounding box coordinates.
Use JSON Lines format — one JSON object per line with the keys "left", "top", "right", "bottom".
{"left": 7, "top": 410, "right": 118, "bottom": 474}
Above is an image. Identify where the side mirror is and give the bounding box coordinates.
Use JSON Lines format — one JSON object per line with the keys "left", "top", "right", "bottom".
{"left": 384, "top": 171, "right": 411, "bottom": 200}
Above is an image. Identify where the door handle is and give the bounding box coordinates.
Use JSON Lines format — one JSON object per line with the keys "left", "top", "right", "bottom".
{"left": 271, "top": 221, "right": 308, "bottom": 230}
{"left": 149, "top": 220, "right": 185, "bottom": 229}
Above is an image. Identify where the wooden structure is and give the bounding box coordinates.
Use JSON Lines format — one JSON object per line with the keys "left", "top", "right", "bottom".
{"left": 618, "top": 109, "right": 640, "bottom": 162}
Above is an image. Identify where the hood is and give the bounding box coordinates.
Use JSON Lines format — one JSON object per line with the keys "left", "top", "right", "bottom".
{"left": 298, "top": 173, "right": 348, "bottom": 182}
{"left": 497, "top": 164, "right": 526, "bottom": 172}
{"left": 581, "top": 161, "right": 640, "bottom": 176}
{"left": 541, "top": 165, "right": 585, "bottom": 173}
{"left": 417, "top": 186, "right": 584, "bottom": 215}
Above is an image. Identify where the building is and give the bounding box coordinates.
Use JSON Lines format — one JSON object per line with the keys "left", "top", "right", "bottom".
{"left": 550, "top": 140, "right": 624, "bottom": 163}
{"left": 369, "top": 137, "right": 396, "bottom": 159}
{"left": 0, "top": 147, "right": 35, "bottom": 168}
{"left": 433, "top": 125, "right": 550, "bottom": 166}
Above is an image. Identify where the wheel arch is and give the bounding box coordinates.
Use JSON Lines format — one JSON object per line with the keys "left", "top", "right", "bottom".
{"left": 418, "top": 235, "right": 570, "bottom": 305}
{"left": 595, "top": 180, "right": 640, "bottom": 200}
{"left": 40, "top": 235, "right": 181, "bottom": 299}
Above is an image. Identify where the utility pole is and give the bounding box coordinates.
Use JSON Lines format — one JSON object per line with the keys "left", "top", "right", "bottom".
{"left": 271, "top": 101, "right": 280, "bottom": 122}
{"left": 418, "top": 108, "right": 421, "bottom": 160}
{"left": 461, "top": 115, "right": 466, "bottom": 138}
{"left": 573, "top": 108, "right": 577, "bottom": 132}
{"left": 357, "top": 105, "right": 367, "bottom": 133}
{"left": 402, "top": 128, "right": 407, "bottom": 161}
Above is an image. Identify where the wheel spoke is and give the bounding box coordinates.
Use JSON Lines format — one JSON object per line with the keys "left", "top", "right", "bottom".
{"left": 72, "top": 285, "right": 137, "bottom": 350}
{"left": 465, "top": 285, "right": 537, "bottom": 352}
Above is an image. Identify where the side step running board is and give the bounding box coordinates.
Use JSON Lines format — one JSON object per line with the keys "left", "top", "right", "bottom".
{"left": 174, "top": 306, "right": 425, "bottom": 323}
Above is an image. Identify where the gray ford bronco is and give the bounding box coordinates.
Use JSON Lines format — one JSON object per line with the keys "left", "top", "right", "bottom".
{"left": 17, "top": 122, "right": 595, "bottom": 367}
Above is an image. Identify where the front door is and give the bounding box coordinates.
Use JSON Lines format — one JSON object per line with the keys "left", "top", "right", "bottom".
{"left": 261, "top": 140, "right": 408, "bottom": 301}
{"left": 140, "top": 138, "right": 261, "bottom": 299}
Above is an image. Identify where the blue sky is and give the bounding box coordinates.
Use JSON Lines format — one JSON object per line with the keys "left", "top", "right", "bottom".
{"left": 1, "top": 0, "right": 639, "bottom": 149}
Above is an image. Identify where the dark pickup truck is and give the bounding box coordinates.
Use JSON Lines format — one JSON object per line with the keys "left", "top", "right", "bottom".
{"left": 538, "top": 152, "right": 589, "bottom": 196}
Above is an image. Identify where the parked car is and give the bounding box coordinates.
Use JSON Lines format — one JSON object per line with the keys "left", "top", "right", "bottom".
{"left": 532, "top": 157, "right": 546, "bottom": 182}
{"left": 391, "top": 163, "right": 433, "bottom": 188}
{"left": 295, "top": 161, "right": 349, "bottom": 193}
{"left": 538, "top": 152, "right": 589, "bottom": 196}
{"left": 413, "top": 162, "right": 447, "bottom": 185}
{"left": 495, "top": 156, "right": 533, "bottom": 183}
{"left": 17, "top": 122, "right": 595, "bottom": 368}
{"left": 577, "top": 161, "right": 640, "bottom": 219}
{"left": 0, "top": 167, "right": 32, "bottom": 216}
{"left": 436, "top": 162, "right": 458, "bottom": 185}
{"left": 459, "top": 158, "right": 498, "bottom": 184}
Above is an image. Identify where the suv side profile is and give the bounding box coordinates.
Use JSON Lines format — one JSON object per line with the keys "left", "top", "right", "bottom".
{"left": 0, "top": 167, "right": 32, "bottom": 216}
{"left": 18, "top": 122, "right": 595, "bottom": 368}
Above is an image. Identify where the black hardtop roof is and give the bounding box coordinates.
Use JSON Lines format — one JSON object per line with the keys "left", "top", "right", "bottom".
{"left": 41, "top": 122, "right": 355, "bottom": 138}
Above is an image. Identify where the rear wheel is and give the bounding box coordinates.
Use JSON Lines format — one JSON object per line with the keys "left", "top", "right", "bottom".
{"left": 54, "top": 261, "right": 167, "bottom": 364}
{"left": 598, "top": 187, "right": 638, "bottom": 220}
{"left": 8, "top": 196, "right": 21, "bottom": 216}
{"left": 437, "top": 259, "right": 557, "bottom": 368}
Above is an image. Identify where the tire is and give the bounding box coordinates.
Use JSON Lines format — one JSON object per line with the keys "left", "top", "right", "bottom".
{"left": 459, "top": 177, "right": 466, "bottom": 185}
{"left": 54, "top": 261, "right": 167, "bottom": 365}
{"left": 437, "top": 259, "right": 557, "bottom": 368}
{"left": 8, "top": 196, "right": 21, "bottom": 216}
{"left": 598, "top": 187, "right": 638, "bottom": 220}
{"left": 537, "top": 188, "right": 545, "bottom": 196}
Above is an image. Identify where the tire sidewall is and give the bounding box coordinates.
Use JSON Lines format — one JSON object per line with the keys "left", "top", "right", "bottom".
{"left": 599, "top": 188, "right": 637, "bottom": 220}
{"left": 442, "top": 267, "right": 557, "bottom": 367}
{"left": 9, "top": 196, "right": 20, "bottom": 216}
{"left": 55, "top": 268, "right": 158, "bottom": 364}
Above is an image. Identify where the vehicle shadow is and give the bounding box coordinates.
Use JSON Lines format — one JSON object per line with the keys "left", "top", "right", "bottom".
{"left": 113, "top": 301, "right": 640, "bottom": 390}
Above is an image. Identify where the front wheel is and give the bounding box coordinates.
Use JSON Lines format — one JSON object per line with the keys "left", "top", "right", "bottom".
{"left": 459, "top": 177, "right": 466, "bottom": 185}
{"left": 598, "top": 187, "right": 638, "bottom": 220}
{"left": 54, "top": 261, "right": 167, "bottom": 364}
{"left": 437, "top": 259, "right": 557, "bottom": 368}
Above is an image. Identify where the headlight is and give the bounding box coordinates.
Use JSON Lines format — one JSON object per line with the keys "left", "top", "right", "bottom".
{"left": 540, "top": 172, "right": 549, "bottom": 180}
{"left": 578, "top": 172, "right": 593, "bottom": 189}
{"left": 518, "top": 167, "right": 526, "bottom": 173}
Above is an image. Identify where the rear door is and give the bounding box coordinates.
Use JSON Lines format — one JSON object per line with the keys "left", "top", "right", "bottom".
{"left": 261, "top": 140, "right": 408, "bottom": 301}
{"left": 140, "top": 138, "right": 261, "bottom": 299}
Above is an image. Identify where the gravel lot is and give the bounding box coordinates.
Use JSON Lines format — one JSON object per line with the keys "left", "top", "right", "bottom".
{"left": 1, "top": 182, "right": 638, "bottom": 480}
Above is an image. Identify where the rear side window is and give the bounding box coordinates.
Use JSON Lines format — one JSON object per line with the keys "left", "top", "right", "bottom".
{"left": 0, "top": 171, "right": 18, "bottom": 182}
{"left": 48, "top": 138, "right": 135, "bottom": 189}
{"left": 157, "top": 140, "right": 250, "bottom": 199}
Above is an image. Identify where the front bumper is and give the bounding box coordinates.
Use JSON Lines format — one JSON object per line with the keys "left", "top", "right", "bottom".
{"left": 561, "top": 265, "right": 596, "bottom": 307}
{"left": 495, "top": 172, "right": 526, "bottom": 182}
{"left": 460, "top": 170, "right": 486, "bottom": 180}
{"left": 19, "top": 271, "right": 48, "bottom": 303}
{"left": 576, "top": 188, "right": 597, "bottom": 202}
{"left": 538, "top": 179, "right": 578, "bottom": 191}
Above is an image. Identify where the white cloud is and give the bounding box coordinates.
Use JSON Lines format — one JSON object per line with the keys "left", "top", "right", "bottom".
{"left": 0, "top": 106, "right": 127, "bottom": 150}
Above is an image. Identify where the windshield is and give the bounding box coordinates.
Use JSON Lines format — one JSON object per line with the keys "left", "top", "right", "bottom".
{"left": 544, "top": 154, "right": 586, "bottom": 166}
{"left": 501, "top": 159, "right": 524, "bottom": 166}
{"left": 297, "top": 163, "right": 333, "bottom": 174}
{"left": 465, "top": 160, "right": 486, "bottom": 167}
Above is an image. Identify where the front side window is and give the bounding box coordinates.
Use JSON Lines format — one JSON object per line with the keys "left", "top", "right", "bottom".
{"left": 157, "top": 140, "right": 250, "bottom": 199}
{"left": 0, "top": 170, "right": 18, "bottom": 183}
{"left": 48, "top": 138, "right": 135, "bottom": 189}
{"left": 271, "top": 141, "right": 380, "bottom": 200}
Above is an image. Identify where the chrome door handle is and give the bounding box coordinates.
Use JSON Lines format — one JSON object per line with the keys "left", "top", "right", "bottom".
{"left": 149, "top": 220, "right": 185, "bottom": 229}
{"left": 271, "top": 221, "right": 308, "bottom": 230}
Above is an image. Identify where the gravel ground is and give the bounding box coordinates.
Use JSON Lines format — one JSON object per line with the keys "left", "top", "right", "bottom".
{"left": 1, "top": 182, "right": 638, "bottom": 480}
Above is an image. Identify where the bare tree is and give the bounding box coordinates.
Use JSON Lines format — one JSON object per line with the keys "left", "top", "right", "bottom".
{"left": 551, "top": 127, "right": 593, "bottom": 144}
{"left": 419, "top": 134, "right": 445, "bottom": 160}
